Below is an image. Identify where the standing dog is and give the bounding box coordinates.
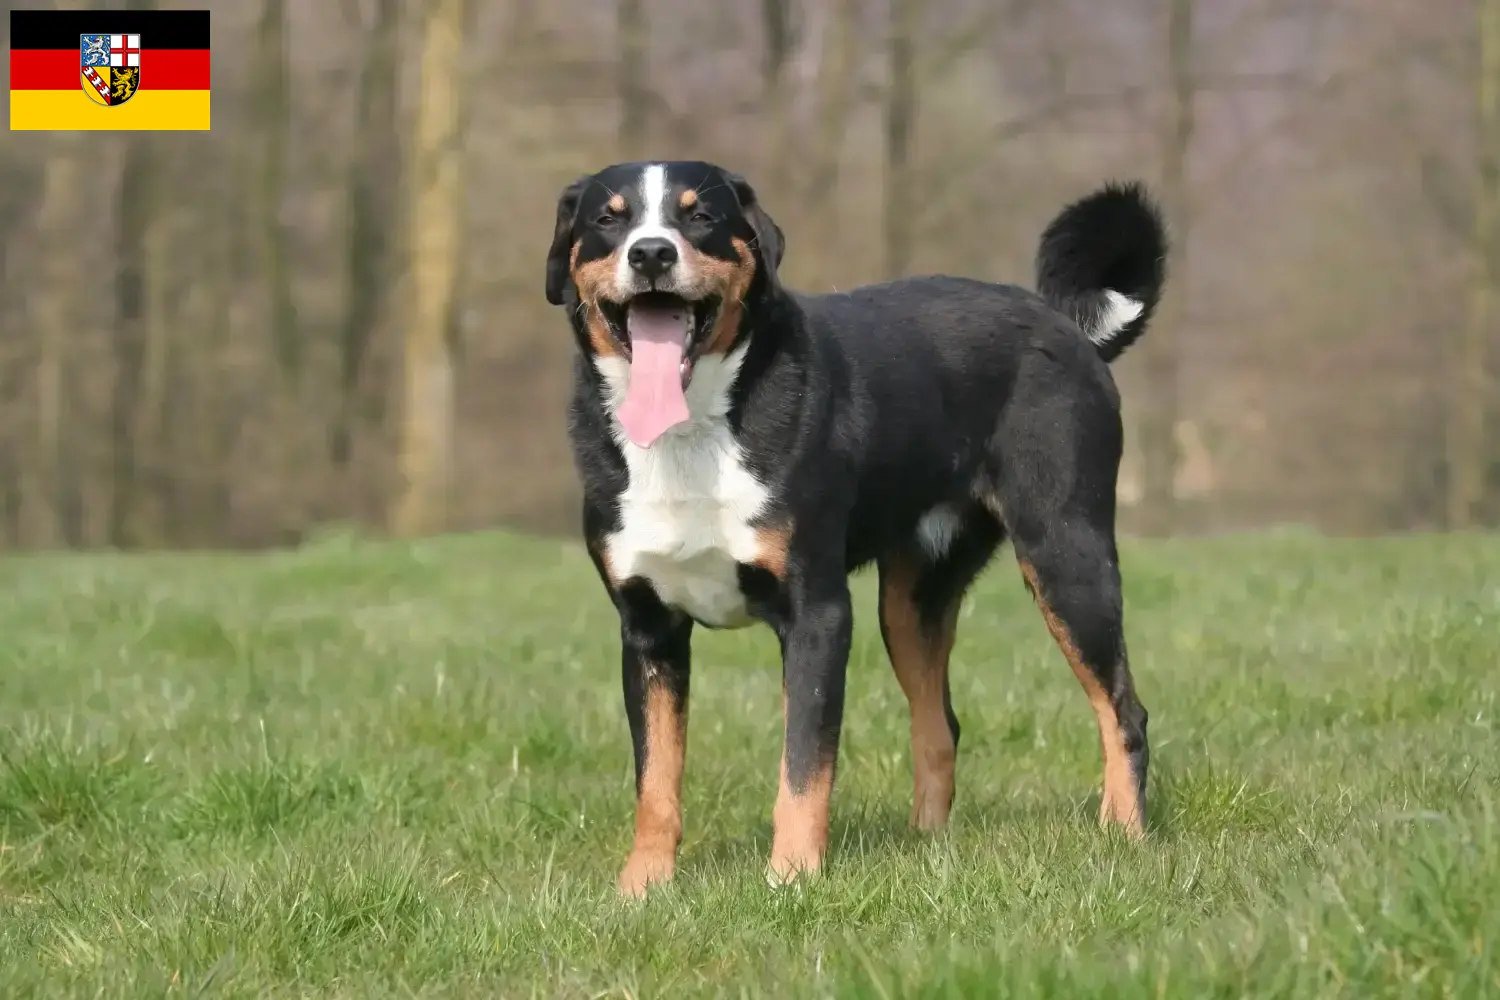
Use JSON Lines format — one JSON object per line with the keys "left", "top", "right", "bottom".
{"left": 544, "top": 161, "right": 1167, "bottom": 896}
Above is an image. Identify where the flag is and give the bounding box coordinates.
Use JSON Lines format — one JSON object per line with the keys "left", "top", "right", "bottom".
{"left": 10, "top": 9, "right": 210, "bottom": 131}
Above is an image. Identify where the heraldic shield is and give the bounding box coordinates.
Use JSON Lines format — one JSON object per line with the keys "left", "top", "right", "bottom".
{"left": 80, "top": 33, "right": 141, "bottom": 107}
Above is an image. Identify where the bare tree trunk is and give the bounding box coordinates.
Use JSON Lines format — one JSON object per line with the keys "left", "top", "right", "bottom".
{"left": 618, "top": 0, "right": 649, "bottom": 158}
{"left": 202, "top": 86, "right": 271, "bottom": 545}
{"left": 0, "top": 449, "right": 16, "bottom": 546}
{"left": 137, "top": 198, "right": 172, "bottom": 544}
{"left": 807, "top": 0, "right": 859, "bottom": 208}
{"left": 29, "top": 132, "right": 86, "bottom": 548}
{"left": 0, "top": 14, "right": 23, "bottom": 547}
{"left": 883, "top": 0, "right": 917, "bottom": 280}
{"left": 507, "top": 0, "right": 539, "bottom": 51}
{"left": 391, "top": 0, "right": 470, "bottom": 538}
{"left": 254, "top": 0, "right": 299, "bottom": 378}
{"left": 0, "top": 146, "right": 38, "bottom": 548}
{"left": 1449, "top": 0, "right": 1500, "bottom": 529}
{"left": 1140, "top": 0, "right": 1196, "bottom": 537}
{"left": 109, "top": 133, "right": 153, "bottom": 547}
{"left": 332, "top": 0, "right": 400, "bottom": 472}
{"left": 0, "top": 300, "right": 17, "bottom": 542}
{"left": 759, "top": 0, "right": 796, "bottom": 196}
{"left": 762, "top": 0, "right": 792, "bottom": 95}
{"left": 108, "top": 0, "right": 159, "bottom": 548}
{"left": 756, "top": 0, "right": 854, "bottom": 289}
{"left": 1, "top": 221, "right": 21, "bottom": 545}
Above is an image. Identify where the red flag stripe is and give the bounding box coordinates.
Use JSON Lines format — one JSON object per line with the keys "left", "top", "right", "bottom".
{"left": 9, "top": 49, "right": 210, "bottom": 90}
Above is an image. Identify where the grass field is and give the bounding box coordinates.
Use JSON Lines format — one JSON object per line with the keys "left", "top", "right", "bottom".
{"left": 0, "top": 529, "right": 1497, "bottom": 997}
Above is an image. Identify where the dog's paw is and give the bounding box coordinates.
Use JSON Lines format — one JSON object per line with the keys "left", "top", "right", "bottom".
{"left": 765, "top": 851, "right": 823, "bottom": 890}
{"left": 1098, "top": 791, "right": 1147, "bottom": 839}
{"left": 617, "top": 849, "right": 676, "bottom": 899}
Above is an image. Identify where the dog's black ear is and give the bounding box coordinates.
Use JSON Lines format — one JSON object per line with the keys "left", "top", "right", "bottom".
{"left": 545, "top": 175, "right": 590, "bottom": 306}
{"left": 726, "top": 171, "right": 785, "bottom": 278}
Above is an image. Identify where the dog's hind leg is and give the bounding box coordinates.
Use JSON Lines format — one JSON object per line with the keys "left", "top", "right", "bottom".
{"left": 877, "top": 509, "right": 1004, "bottom": 830}
{"left": 878, "top": 552, "right": 961, "bottom": 831}
{"left": 1012, "top": 527, "right": 1147, "bottom": 836}
{"left": 992, "top": 477, "right": 1148, "bottom": 836}
{"left": 988, "top": 378, "right": 1149, "bottom": 837}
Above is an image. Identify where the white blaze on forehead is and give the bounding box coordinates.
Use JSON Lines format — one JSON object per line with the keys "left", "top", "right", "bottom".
{"left": 615, "top": 164, "right": 694, "bottom": 292}
{"left": 640, "top": 164, "right": 667, "bottom": 232}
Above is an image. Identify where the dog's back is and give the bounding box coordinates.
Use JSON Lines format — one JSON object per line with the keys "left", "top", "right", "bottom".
{"left": 784, "top": 182, "right": 1167, "bottom": 564}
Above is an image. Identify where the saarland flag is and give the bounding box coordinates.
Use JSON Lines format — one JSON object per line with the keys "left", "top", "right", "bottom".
{"left": 10, "top": 9, "right": 210, "bottom": 131}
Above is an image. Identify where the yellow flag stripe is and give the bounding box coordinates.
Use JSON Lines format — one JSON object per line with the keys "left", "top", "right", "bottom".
{"left": 10, "top": 89, "right": 210, "bottom": 131}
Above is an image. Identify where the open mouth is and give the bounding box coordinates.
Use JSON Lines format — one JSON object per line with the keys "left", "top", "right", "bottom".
{"left": 598, "top": 291, "right": 720, "bottom": 389}
{"left": 599, "top": 290, "right": 722, "bottom": 449}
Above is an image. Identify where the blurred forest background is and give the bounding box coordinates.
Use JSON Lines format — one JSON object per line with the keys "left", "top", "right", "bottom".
{"left": 2, "top": 0, "right": 1497, "bottom": 551}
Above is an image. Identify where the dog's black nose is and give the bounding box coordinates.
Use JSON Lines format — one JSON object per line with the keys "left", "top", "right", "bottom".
{"left": 627, "top": 237, "right": 678, "bottom": 279}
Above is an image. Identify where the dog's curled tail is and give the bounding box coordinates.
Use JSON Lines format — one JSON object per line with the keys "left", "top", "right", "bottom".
{"left": 1034, "top": 181, "right": 1168, "bottom": 364}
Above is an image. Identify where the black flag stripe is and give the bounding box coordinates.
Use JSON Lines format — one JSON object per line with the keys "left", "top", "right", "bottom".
{"left": 10, "top": 10, "right": 210, "bottom": 51}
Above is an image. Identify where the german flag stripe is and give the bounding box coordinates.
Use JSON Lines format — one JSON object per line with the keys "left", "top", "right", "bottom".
{"left": 10, "top": 50, "right": 210, "bottom": 91}
{"left": 10, "top": 91, "right": 211, "bottom": 131}
{"left": 9, "top": 10, "right": 210, "bottom": 51}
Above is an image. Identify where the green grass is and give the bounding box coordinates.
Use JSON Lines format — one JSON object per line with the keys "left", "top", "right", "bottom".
{"left": 0, "top": 529, "right": 1497, "bottom": 998}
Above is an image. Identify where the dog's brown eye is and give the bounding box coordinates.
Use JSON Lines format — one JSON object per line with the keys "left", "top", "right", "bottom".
{"left": 690, "top": 211, "right": 714, "bottom": 224}
{"left": 595, "top": 213, "right": 619, "bottom": 227}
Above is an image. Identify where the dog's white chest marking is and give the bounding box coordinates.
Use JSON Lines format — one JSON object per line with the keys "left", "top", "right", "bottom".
{"left": 596, "top": 347, "right": 770, "bottom": 629}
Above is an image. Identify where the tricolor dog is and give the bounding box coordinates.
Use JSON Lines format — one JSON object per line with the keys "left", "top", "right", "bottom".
{"left": 543, "top": 161, "right": 1168, "bottom": 896}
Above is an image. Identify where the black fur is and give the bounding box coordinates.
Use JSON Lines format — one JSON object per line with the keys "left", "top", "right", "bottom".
{"left": 547, "top": 160, "right": 1168, "bottom": 885}
{"left": 1035, "top": 180, "right": 1167, "bottom": 362}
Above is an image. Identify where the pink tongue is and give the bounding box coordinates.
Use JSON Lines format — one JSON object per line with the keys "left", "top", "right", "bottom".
{"left": 617, "top": 302, "right": 691, "bottom": 448}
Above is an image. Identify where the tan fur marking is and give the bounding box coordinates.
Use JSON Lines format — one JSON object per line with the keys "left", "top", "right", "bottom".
{"left": 583, "top": 307, "right": 620, "bottom": 359}
{"left": 752, "top": 524, "right": 792, "bottom": 579}
{"left": 589, "top": 537, "right": 620, "bottom": 588}
{"left": 678, "top": 188, "right": 698, "bottom": 209}
{"left": 1018, "top": 560, "right": 1143, "bottom": 837}
{"left": 618, "top": 680, "right": 687, "bottom": 897}
{"left": 769, "top": 719, "right": 834, "bottom": 884}
{"left": 879, "top": 555, "right": 959, "bottom": 831}
{"left": 687, "top": 237, "right": 757, "bottom": 356}
{"left": 570, "top": 241, "right": 622, "bottom": 358}
{"left": 606, "top": 192, "right": 627, "bottom": 213}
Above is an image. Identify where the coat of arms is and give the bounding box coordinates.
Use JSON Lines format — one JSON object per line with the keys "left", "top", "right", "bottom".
{"left": 80, "top": 33, "right": 141, "bottom": 107}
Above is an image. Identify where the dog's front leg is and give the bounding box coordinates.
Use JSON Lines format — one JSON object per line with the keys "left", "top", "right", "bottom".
{"left": 614, "top": 583, "right": 694, "bottom": 898}
{"left": 768, "top": 573, "right": 853, "bottom": 885}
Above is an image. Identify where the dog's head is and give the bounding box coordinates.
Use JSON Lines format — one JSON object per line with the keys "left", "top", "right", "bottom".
{"left": 544, "top": 161, "right": 784, "bottom": 447}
